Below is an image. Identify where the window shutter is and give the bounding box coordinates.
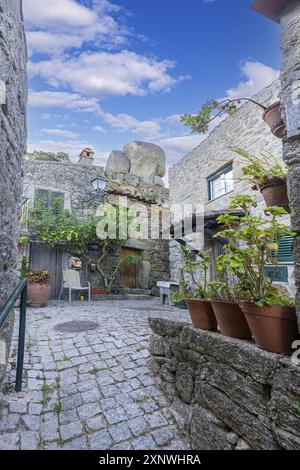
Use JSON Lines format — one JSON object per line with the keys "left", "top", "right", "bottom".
{"left": 278, "top": 235, "right": 293, "bottom": 263}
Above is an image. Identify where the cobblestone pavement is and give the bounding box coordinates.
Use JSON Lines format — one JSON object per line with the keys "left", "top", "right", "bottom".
{"left": 0, "top": 299, "right": 190, "bottom": 450}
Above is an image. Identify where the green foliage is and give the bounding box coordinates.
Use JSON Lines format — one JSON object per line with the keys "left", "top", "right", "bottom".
{"left": 293, "top": 401, "right": 300, "bottom": 414}
{"left": 215, "top": 195, "right": 295, "bottom": 307}
{"left": 28, "top": 269, "right": 50, "bottom": 285}
{"left": 21, "top": 256, "right": 29, "bottom": 279}
{"left": 27, "top": 151, "right": 70, "bottom": 162}
{"left": 230, "top": 147, "right": 287, "bottom": 187}
{"left": 27, "top": 198, "right": 141, "bottom": 290}
{"left": 180, "top": 99, "right": 241, "bottom": 134}
{"left": 19, "top": 235, "right": 29, "bottom": 246}
{"left": 179, "top": 245, "right": 212, "bottom": 299}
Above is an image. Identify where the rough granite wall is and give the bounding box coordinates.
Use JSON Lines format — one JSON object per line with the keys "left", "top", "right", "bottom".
{"left": 149, "top": 318, "right": 300, "bottom": 450}
{"left": 280, "top": 1, "right": 300, "bottom": 330}
{"left": 168, "top": 80, "right": 294, "bottom": 294}
{"left": 23, "top": 160, "right": 170, "bottom": 291}
{"left": 0, "top": 1, "right": 27, "bottom": 382}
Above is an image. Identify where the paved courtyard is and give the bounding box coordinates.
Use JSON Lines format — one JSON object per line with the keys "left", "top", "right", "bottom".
{"left": 0, "top": 299, "right": 190, "bottom": 450}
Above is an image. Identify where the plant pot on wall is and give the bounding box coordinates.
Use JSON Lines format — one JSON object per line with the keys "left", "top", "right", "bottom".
{"left": 259, "top": 177, "right": 290, "bottom": 213}
{"left": 263, "top": 101, "right": 285, "bottom": 139}
{"left": 240, "top": 302, "right": 299, "bottom": 354}
{"left": 187, "top": 299, "right": 218, "bottom": 331}
{"left": 210, "top": 300, "right": 252, "bottom": 340}
{"left": 91, "top": 288, "right": 110, "bottom": 295}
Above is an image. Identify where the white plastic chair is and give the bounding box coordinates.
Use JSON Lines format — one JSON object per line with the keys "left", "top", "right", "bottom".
{"left": 59, "top": 270, "right": 91, "bottom": 303}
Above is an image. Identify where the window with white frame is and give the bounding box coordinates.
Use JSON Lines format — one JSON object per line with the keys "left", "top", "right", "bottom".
{"left": 207, "top": 163, "right": 234, "bottom": 201}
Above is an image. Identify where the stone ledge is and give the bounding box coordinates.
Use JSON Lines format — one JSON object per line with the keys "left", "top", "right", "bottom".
{"left": 148, "top": 318, "right": 300, "bottom": 450}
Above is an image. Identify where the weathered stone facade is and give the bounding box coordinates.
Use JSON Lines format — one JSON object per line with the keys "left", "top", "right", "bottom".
{"left": 0, "top": 0, "right": 27, "bottom": 381}
{"left": 149, "top": 318, "right": 300, "bottom": 450}
{"left": 168, "top": 80, "right": 295, "bottom": 295}
{"left": 23, "top": 160, "right": 170, "bottom": 295}
{"left": 280, "top": 1, "right": 300, "bottom": 330}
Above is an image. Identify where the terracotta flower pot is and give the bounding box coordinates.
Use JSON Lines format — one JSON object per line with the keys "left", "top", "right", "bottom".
{"left": 187, "top": 299, "right": 217, "bottom": 330}
{"left": 240, "top": 302, "right": 299, "bottom": 354}
{"left": 28, "top": 283, "right": 51, "bottom": 308}
{"left": 91, "top": 288, "right": 110, "bottom": 295}
{"left": 263, "top": 101, "right": 285, "bottom": 139}
{"left": 210, "top": 300, "right": 252, "bottom": 339}
{"left": 259, "top": 177, "right": 290, "bottom": 212}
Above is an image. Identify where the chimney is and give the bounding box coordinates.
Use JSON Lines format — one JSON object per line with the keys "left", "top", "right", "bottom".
{"left": 78, "top": 148, "right": 95, "bottom": 167}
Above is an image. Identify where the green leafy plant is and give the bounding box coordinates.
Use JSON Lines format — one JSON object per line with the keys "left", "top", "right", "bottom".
{"left": 27, "top": 269, "right": 50, "bottom": 285}
{"left": 293, "top": 401, "right": 300, "bottom": 413}
{"left": 177, "top": 245, "right": 212, "bottom": 300}
{"left": 215, "top": 195, "right": 295, "bottom": 307}
{"left": 21, "top": 256, "right": 29, "bottom": 279}
{"left": 230, "top": 147, "right": 287, "bottom": 187}
{"left": 181, "top": 98, "right": 266, "bottom": 134}
{"left": 19, "top": 235, "right": 29, "bottom": 246}
{"left": 27, "top": 198, "right": 142, "bottom": 291}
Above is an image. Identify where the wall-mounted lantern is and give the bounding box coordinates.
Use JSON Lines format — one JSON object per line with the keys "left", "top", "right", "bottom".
{"left": 91, "top": 176, "right": 108, "bottom": 193}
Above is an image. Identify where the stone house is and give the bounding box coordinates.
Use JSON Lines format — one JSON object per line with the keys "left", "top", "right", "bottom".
{"left": 0, "top": 0, "right": 27, "bottom": 382}
{"left": 169, "top": 79, "right": 295, "bottom": 295}
{"left": 22, "top": 144, "right": 170, "bottom": 299}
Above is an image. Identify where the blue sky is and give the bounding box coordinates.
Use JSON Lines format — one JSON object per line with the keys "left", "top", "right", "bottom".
{"left": 24, "top": 0, "right": 280, "bottom": 172}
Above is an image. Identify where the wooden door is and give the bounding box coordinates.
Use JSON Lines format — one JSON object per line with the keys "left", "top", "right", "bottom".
{"left": 120, "top": 248, "right": 139, "bottom": 288}
{"left": 30, "top": 243, "right": 63, "bottom": 299}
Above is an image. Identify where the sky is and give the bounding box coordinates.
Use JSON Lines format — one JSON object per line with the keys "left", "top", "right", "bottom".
{"left": 24, "top": 0, "right": 281, "bottom": 175}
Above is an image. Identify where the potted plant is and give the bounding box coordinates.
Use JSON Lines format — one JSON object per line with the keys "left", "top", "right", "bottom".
{"left": 28, "top": 269, "right": 51, "bottom": 308}
{"left": 180, "top": 97, "right": 285, "bottom": 138}
{"left": 179, "top": 246, "right": 217, "bottom": 330}
{"left": 231, "top": 147, "right": 290, "bottom": 212}
{"left": 216, "top": 195, "right": 299, "bottom": 354}
{"left": 209, "top": 267, "right": 252, "bottom": 340}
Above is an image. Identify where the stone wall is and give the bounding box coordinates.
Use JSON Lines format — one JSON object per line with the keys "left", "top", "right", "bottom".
{"left": 0, "top": 1, "right": 27, "bottom": 381}
{"left": 168, "top": 80, "right": 295, "bottom": 294}
{"left": 23, "top": 160, "right": 170, "bottom": 291}
{"left": 148, "top": 318, "right": 300, "bottom": 450}
{"left": 280, "top": 1, "right": 300, "bottom": 330}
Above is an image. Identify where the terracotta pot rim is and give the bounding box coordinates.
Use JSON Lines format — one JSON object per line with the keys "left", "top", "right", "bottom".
{"left": 187, "top": 298, "right": 210, "bottom": 303}
{"left": 259, "top": 178, "right": 286, "bottom": 191}
{"left": 210, "top": 299, "right": 239, "bottom": 306}
{"left": 262, "top": 101, "right": 281, "bottom": 119}
{"left": 240, "top": 301, "right": 295, "bottom": 310}
{"left": 28, "top": 282, "right": 50, "bottom": 287}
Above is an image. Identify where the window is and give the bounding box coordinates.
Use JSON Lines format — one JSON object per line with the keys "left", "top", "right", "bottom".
{"left": 265, "top": 266, "right": 288, "bottom": 283}
{"left": 34, "top": 188, "right": 64, "bottom": 209}
{"left": 208, "top": 164, "right": 234, "bottom": 201}
{"left": 278, "top": 235, "right": 294, "bottom": 263}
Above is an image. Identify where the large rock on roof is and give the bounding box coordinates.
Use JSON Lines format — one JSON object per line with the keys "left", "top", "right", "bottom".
{"left": 105, "top": 150, "right": 131, "bottom": 173}
{"left": 123, "top": 141, "right": 166, "bottom": 177}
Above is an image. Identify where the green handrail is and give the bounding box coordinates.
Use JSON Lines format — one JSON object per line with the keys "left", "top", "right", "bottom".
{"left": 0, "top": 278, "right": 28, "bottom": 392}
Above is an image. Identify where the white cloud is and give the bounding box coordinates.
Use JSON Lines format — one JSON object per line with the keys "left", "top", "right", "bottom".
{"left": 29, "top": 90, "right": 161, "bottom": 137}
{"left": 41, "top": 128, "right": 80, "bottom": 139}
{"left": 101, "top": 112, "right": 161, "bottom": 137}
{"left": 226, "top": 61, "right": 279, "bottom": 100}
{"left": 27, "top": 139, "right": 109, "bottom": 165}
{"left": 24, "top": 0, "right": 127, "bottom": 55}
{"left": 28, "top": 51, "right": 178, "bottom": 98}
{"left": 93, "top": 125, "right": 106, "bottom": 133}
{"left": 163, "top": 114, "right": 182, "bottom": 125}
{"left": 29, "top": 90, "right": 101, "bottom": 114}
{"left": 157, "top": 134, "right": 207, "bottom": 165}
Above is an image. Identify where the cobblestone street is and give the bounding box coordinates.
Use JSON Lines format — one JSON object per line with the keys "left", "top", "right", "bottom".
{"left": 0, "top": 299, "right": 190, "bottom": 450}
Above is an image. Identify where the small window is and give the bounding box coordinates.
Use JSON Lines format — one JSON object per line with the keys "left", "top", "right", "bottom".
{"left": 208, "top": 164, "right": 234, "bottom": 201}
{"left": 34, "top": 188, "right": 64, "bottom": 209}
{"left": 278, "top": 235, "right": 294, "bottom": 263}
{"left": 265, "top": 266, "right": 288, "bottom": 283}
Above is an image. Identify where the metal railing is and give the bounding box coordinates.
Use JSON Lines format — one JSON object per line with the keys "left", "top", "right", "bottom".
{"left": 0, "top": 279, "right": 27, "bottom": 392}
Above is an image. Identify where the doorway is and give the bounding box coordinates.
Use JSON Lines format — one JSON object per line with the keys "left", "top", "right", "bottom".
{"left": 120, "top": 247, "right": 141, "bottom": 289}
{"left": 30, "top": 243, "right": 63, "bottom": 299}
